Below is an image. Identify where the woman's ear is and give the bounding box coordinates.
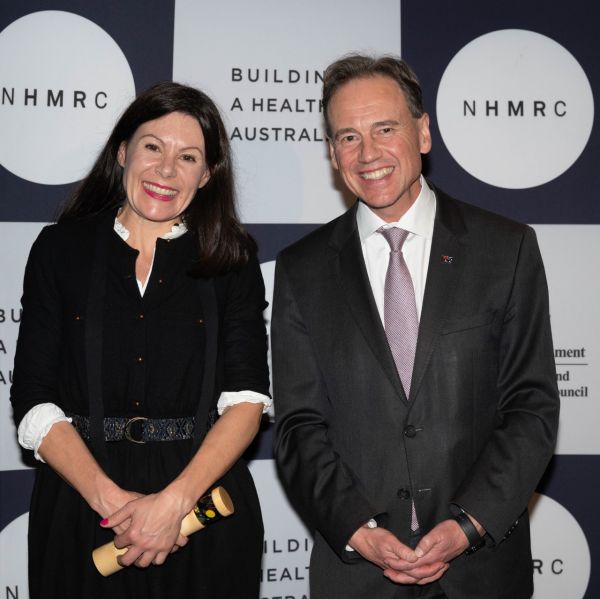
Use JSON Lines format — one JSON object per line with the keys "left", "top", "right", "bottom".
{"left": 198, "top": 168, "right": 211, "bottom": 189}
{"left": 117, "top": 142, "right": 127, "bottom": 167}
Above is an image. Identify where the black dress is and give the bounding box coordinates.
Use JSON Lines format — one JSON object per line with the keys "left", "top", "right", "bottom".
{"left": 11, "top": 212, "right": 270, "bottom": 598}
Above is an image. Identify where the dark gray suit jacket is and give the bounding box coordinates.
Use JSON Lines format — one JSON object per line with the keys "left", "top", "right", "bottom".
{"left": 272, "top": 187, "right": 559, "bottom": 598}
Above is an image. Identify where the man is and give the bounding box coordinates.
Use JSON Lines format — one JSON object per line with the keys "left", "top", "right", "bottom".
{"left": 272, "top": 54, "right": 559, "bottom": 599}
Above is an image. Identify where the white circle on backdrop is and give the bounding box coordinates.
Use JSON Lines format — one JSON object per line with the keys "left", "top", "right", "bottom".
{"left": 0, "top": 10, "right": 135, "bottom": 185}
{"left": 529, "top": 493, "right": 590, "bottom": 598}
{"left": 0, "top": 512, "right": 29, "bottom": 597}
{"left": 436, "top": 29, "right": 594, "bottom": 189}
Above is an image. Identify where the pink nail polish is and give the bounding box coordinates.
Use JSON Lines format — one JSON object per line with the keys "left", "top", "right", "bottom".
{"left": 100, "top": 518, "right": 109, "bottom": 526}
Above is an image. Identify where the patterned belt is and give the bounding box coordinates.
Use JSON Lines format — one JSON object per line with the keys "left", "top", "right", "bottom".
{"left": 70, "top": 414, "right": 195, "bottom": 444}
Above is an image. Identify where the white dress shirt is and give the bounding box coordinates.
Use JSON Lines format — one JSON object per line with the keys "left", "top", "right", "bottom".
{"left": 356, "top": 176, "right": 436, "bottom": 322}
{"left": 18, "top": 218, "right": 271, "bottom": 461}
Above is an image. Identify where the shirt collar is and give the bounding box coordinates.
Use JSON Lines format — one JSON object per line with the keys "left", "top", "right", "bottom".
{"left": 113, "top": 217, "right": 188, "bottom": 242}
{"left": 356, "top": 176, "right": 436, "bottom": 244}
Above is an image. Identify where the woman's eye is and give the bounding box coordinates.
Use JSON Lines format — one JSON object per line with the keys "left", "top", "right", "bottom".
{"left": 145, "top": 143, "right": 159, "bottom": 151}
{"left": 181, "top": 154, "right": 197, "bottom": 162}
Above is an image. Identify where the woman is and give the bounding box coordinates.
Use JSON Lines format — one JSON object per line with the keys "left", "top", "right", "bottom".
{"left": 11, "top": 82, "right": 270, "bottom": 598}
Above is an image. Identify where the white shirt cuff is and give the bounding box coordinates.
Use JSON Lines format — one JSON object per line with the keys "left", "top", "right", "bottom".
{"left": 216, "top": 390, "right": 272, "bottom": 415}
{"left": 17, "top": 403, "right": 72, "bottom": 462}
{"left": 345, "top": 519, "right": 377, "bottom": 551}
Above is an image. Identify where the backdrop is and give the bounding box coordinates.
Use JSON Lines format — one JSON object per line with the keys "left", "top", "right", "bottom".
{"left": 0, "top": 1, "right": 598, "bottom": 598}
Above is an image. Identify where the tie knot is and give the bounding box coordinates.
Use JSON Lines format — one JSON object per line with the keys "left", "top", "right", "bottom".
{"left": 378, "top": 226, "right": 409, "bottom": 252}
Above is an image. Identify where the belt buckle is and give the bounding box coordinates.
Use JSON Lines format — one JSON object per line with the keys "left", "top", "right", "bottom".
{"left": 124, "top": 416, "right": 148, "bottom": 444}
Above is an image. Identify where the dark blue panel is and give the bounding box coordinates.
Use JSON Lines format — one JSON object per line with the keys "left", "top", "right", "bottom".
{"left": 0, "top": 0, "right": 175, "bottom": 222}
{"left": 0, "top": 469, "right": 35, "bottom": 533}
{"left": 402, "top": 0, "right": 600, "bottom": 224}
{"left": 246, "top": 420, "right": 274, "bottom": 461}
{"left": 246, "top": 223, "right": 321, "bottom": 263}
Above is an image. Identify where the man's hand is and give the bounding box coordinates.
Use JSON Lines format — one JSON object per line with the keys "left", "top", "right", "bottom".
{"left": 403, "top": 518, "right": 472, "bottom": 583}
{"left": 415, "top": 514, "right": 484, "bottom": 563}
{"left": 348, "top": 524, "right": 449, "bottom": 584}
{"left": 348, "top": 525, "right": 418, "bottom": 572}
{"left": 348, "top": 514, "right": 484, "bottom": 585}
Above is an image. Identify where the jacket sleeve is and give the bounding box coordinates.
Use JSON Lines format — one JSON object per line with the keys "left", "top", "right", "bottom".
{"left": 219, "top": 254, "right": 270, "bottom": 397}
{"left": 272, "top": 255, "right": 377, "bottom": 559}
{"left": 451, "top": 226, "right": 560, "bottom": 542}
{"left": 11, "top": 226, "right": 63, "bottom": 428}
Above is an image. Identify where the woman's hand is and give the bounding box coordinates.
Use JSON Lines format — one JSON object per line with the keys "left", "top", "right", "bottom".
{"left": 35, "top": 422, "right": 143, "bottom": 536}
{"left": 97, "top": 487, "right": 143, "bottom": 535}
{"left": 101, "top": 489, "right": 189, "bottom": 568}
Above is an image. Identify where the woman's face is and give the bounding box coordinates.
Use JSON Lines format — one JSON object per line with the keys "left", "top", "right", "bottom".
{"left": 117, "top": 111, "right": 211, "bottom": 227}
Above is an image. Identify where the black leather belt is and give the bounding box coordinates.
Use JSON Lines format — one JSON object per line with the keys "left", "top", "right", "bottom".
{"left": 70, "top": 414, "right": 195, "bottom": 444}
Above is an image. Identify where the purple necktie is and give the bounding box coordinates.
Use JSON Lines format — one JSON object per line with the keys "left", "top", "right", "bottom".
{"left": 378, "top": 227, "right": 419, "bottom": 397}
{"left": 379, "top": 226, "right": 420, "bottom": 531}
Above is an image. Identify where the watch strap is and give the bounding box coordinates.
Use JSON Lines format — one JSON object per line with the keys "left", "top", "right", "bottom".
{"left": 453, "top": 512, "right": 484, "bottom": 555}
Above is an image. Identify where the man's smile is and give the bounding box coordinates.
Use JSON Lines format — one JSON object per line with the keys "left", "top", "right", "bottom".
{"left": 360, "top": 166, "right": 394, "bottom": 181}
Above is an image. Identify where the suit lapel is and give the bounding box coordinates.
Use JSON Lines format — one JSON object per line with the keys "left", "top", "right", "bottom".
{"left": 410, "top": 188, "right": 466, "bottom": 403}
{"left": 331, "top": 205, "right": 407, "bottom": 401}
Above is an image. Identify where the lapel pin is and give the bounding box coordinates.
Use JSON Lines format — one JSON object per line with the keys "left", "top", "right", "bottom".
{"left": 441, "top": 255, "right": 453, "bottom": 263}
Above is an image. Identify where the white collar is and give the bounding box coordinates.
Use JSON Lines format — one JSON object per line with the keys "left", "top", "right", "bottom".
{"left": 113, "top": 217, "right": 188, "bottom": 242}
{"left": 356, "top": 175, "right": 436, "bottom": 243}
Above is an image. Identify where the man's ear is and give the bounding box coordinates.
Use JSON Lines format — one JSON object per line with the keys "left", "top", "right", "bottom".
{"left": 418, "top": 113, "right": 432, "bottom": 155}
{"left": 328, "top": 140, "right": 339, "bottom": 171}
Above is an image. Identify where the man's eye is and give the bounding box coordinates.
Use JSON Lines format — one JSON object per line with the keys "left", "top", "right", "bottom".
{"left": 340, "top": 135, "right": 358, "bottom": 144}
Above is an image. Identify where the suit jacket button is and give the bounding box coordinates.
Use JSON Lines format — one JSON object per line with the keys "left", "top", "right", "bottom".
{"left": 397, "top": 488, "right": 411, "bottom": 500}
{"left": 404, "top": 425, "right": 417, "bottom": 438}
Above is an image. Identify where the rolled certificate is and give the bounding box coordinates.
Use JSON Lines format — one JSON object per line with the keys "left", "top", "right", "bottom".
{"left": 92, "top": 486, "right": 234, "bottom": 576}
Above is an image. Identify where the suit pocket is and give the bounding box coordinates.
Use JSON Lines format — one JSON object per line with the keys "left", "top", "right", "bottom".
{"left": 441, "top": 311, "right": 495, "bottom": 335}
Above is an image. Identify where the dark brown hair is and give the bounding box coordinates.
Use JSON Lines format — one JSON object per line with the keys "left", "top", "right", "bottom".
{"left": 322, "top": 54, "right": 424, "bottom": 137}
{"left": 59, "top": 81, "right": 255, "bottom": 276}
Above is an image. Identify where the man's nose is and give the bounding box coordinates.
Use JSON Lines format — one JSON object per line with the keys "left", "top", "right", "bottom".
{"left": 358, "top": 135, "right": 381, "bottom": 163}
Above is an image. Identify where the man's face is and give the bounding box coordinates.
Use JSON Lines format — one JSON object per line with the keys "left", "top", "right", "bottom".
{"left": 327, "top": 75, "right": 431, "bottom": 222}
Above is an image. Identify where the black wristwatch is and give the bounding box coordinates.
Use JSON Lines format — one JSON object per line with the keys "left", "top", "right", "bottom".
{"left": 452, "top": 511, "right": 485, "bottom": 555}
